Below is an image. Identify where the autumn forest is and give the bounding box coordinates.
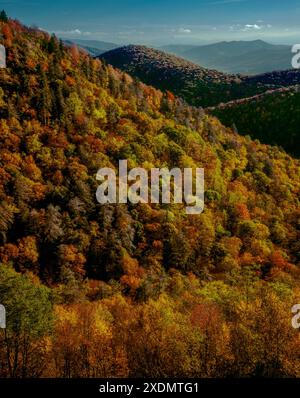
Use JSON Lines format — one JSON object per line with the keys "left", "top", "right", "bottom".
{"left": 0, "top": 14, "right": 300, "bottom": 378}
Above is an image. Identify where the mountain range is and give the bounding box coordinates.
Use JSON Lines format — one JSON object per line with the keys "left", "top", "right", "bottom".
{"left": 100, "top": 44, "right": 300, "bottom": 155}
{"left": 100, "top": 45, "right": 300, "bottom": 105}
{"left": 161, "top": 40, "right": 293, "bottom": 74}
{"left": 65, "top": 39, "right": 293, "bottom": 75}
{"left": 100, "top": 44, "right": 261, "bottom": 107}
{"left": 63, "top": 38, "right": 118, "bottom": 56}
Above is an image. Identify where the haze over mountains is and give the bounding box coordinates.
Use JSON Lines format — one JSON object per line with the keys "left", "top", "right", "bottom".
{"left": 63, "top": 38, "right": 118, "bottom": 56}
{"left": 161, "top": 40, "right": 293, "bottom": 75}
{"left": 66, "top": 39, "right": 293, "bottom": 75}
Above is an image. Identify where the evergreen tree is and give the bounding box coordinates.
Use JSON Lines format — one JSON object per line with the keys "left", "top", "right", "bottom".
{"left": 0, "top": 10, "right": 8, "bottom": 23}
{"left": 48, "top": 34, "right": 57, "bottom": 54}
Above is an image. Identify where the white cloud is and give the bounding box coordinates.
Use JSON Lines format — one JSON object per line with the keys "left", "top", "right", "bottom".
{"left": 241, "top": 23, "right": 272, "bottom": 32}
{"left": 228, "top": 23, "right": 273, "bottom": 33}
{"left": 243, "top": 24, "right": 262, "bottom": 31}
{"left": 52, "top": 29, "right": 91, "bottom": 36}
{"left": 178, "top": 28, "right": 192, "bottom": 34}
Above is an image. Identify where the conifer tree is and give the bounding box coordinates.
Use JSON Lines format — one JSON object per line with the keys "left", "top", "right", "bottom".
{"left": 0, "top": 10, "right": 8, "bottom": 23}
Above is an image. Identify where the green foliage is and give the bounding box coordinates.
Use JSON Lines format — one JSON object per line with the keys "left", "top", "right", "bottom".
{"left": 0, "top": 264, "right": 53, "bottom": 337}
{"left": 0, "top": 264, "right": 53, "bottom": 377}
{"left": 205, "top": 189, "right": 222, "bottom": 203}
{"left": 212, "top": 88, "right": 300, "bottom": 157}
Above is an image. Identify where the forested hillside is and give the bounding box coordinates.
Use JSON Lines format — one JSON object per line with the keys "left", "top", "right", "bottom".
{"left": 101, "top": 45, "right": 300, "bottom": 157}
{"left": 100, "top": 45, "right": 271, "bottom": 107}
{"left": 101, "top": 45, "right": 300, "bottom": 107}
{"left": 1, "top": 18, "right": 300, "bottom": 378}
{"left": 211, "top": 86, "right": 300, "bottom": 157}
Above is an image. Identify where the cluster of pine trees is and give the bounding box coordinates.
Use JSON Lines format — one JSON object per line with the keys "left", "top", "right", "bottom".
{"left": 1, "top": 16, "right": 300, "bottom": 377}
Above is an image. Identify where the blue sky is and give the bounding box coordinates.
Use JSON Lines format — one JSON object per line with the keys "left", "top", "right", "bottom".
{"left": 1, "top": 0, "right": 300, "bottom": 45}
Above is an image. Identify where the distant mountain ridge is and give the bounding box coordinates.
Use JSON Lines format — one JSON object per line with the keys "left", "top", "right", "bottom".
{"left": 63, "top": 38, "right": 118, "bottom": 56}
{"left": 100, "top": 44, "right": 268, "bottom": 107}
{"left": 161, "top": 40, "right": 293, "bottom": 74}
{"left": 100, "top": 44, "right": 300, "bottom": 107}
